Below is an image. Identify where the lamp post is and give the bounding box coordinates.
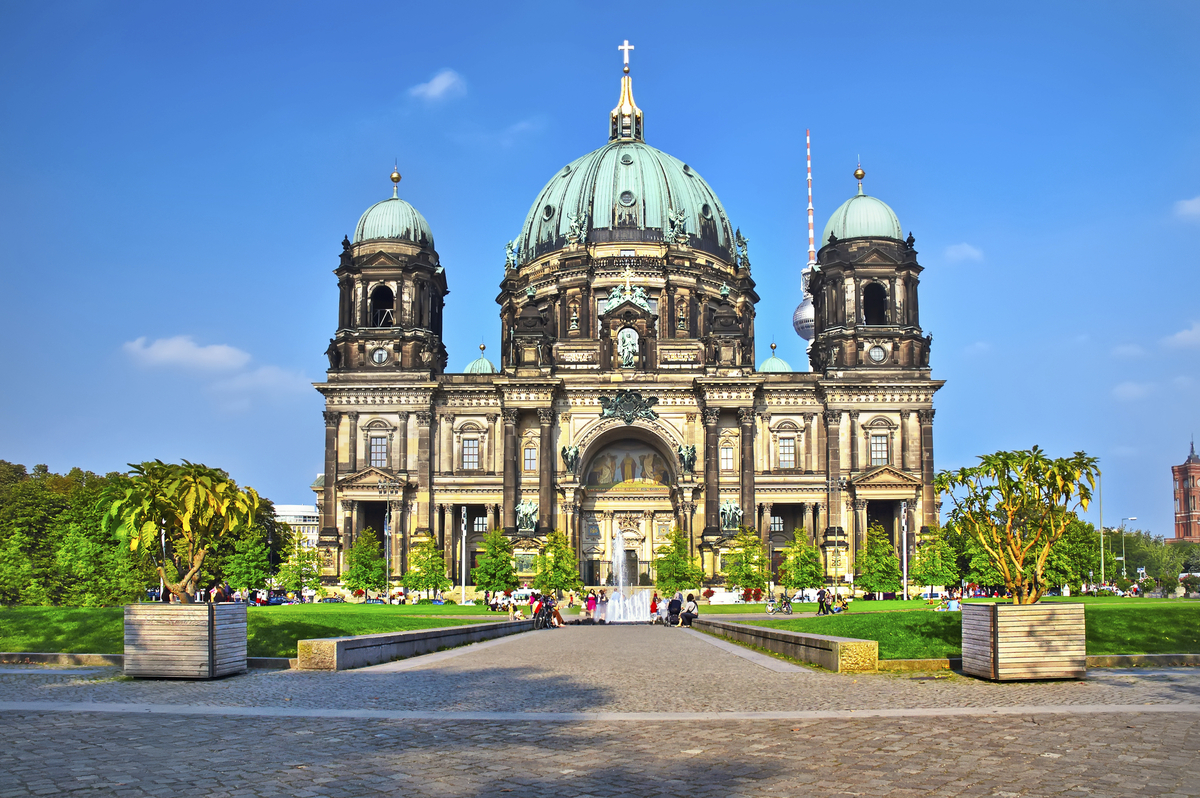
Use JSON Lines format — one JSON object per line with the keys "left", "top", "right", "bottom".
{"left": 1119, "top": 517, "right": 1137, "bottom": 579}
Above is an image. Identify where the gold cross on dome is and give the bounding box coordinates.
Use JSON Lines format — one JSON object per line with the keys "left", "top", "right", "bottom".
{"left": 618, "top": 40, "right": 634, "bottom": 67}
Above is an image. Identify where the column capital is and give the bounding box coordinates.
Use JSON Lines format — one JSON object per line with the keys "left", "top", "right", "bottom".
{"left": 347, "top": 411, "right": 359, "bottom": 422}
{"left": 323, "top": 410, "right": 340, "bottom": 427}
{"left": 917, "top": 408, "right": 936, "bottom": 424}
{"left": 486, "top": 413, "right": 498, "bottom": 423}
{"left": 737, "top": 407, "right": 756, "bottom": 426}
{"left": 848, "top": 410, "right": 860, "bottom": 422}
{"left": 702, "top": 408, "right": 721, "bottom": 426}
{"left": 398, "top": 410, "right": 410, "bottom": 422}
{"left": 501, "top": 408, "right": 519, "bottom": 425}
{"left": 824, "top": 409, "right": 842, "bottom": 425}
{"left": 416, "top": 411, "right": 433, "bottom": 427}
{"left": 853, "top": 499, "right": 867, "bottom": 511}
{"left": 900, "top": 409, "right": 911, "bottom": 421}
{"left": 537, "top": 407, "right": 554, "bottom": 425}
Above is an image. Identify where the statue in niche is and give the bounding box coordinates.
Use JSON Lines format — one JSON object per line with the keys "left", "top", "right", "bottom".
{"left": 676, "top": 444, "right": 697, "bottom": 475}
{"left": 568, "top": 301, "right": 579, "bottom": 330}
{"left": 719, "top": 500, "right": 743, "bottom": 532}
{"left": 560, "top": 445, "right": 580, "bottom": 474}
{"left": 419, "top": 344, "right": 433, "bottom": 367}
{"left": 504, "top": 240, "right": 517, "bottom": 269}
{"left": 677, "top": 302, "right": 688, "bottom": 330}
{"left": 617, "top": 327, "right": 639, "bottom": 368}
{"left": 325, "top": 339, "right": 341, "bottom": 370}
{"left": 515, "top": 500, "right": 538, "bottom": 532}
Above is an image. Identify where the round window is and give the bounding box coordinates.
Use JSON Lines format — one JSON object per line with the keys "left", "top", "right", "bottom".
{"left": 701, "top": 204, "right": 712, "bottom": 219}
{"left": 620, "top": 153, "right": 634, "bottom": 165}
{"left": 561, "top": 164, "right": 572, "bottom": 176}
{"left": 618, "top": 190, "right": 636, "bottom": 207}
{"left": 868, "top": 345, "right": 886, "bottom": 363}
{"left": 371, "top": 348, "right": 389, "bottom": 365}
{"left": 542, "top": 204, "right": 555, "bottom": 221}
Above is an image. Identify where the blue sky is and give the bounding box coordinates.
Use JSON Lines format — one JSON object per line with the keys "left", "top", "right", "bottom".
{"left": 1, "top": 1, "right": 1198, "bottom": 538}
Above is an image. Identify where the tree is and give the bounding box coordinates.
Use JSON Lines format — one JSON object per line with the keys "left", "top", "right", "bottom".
{"left": 533, "top": 529, "right": 581, "bottom": 595}
{"left": 1144, "top": 538, "right": 1184, "bottom": 597}
{"left": 934, "top": 447, "right": 1099, "bottom": 604}
{"left": 777, "top": 530, "right": 824, "bottom": 592}
{"left": 909, "top": 526, "right": 959, "bottom": 598}
{"left": 276, "top": 544, "right": 322, "bottom": 596}
{"left": 471, "top": 529, "right": 518, "bottom": 593}
{"left": 100, "top": 460, "right": 261, "bottom": 603}
{"left": 402, "top": 536, "right": 451, "bottom": 598}
{"left": 723, "top": 527, "right": 768, "bottom": 592}
{"left": 343, "top": 531, "right": 388, "bottom": 598}
{"left": 223, "top": 532, "right": 273, "bottom": 592}
{"left": 654, "top": 528, "right": 704, "bottom": 596}
{"left": 855, "top": 522, "right": 903, "bottom": 597}
{"left": 1181, "top": 574, "right": 1200, "bottom": 598}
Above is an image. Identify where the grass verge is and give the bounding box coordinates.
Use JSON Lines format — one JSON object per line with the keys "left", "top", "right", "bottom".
{"left": 0, "top": 605, "right": 503, "bottom": 659}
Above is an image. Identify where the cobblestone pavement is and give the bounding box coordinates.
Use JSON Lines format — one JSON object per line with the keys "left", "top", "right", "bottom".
{"left": 3, "top": 625, "right": 1200, "bottom": 796}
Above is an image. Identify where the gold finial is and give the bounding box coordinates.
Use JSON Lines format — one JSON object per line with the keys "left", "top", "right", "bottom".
{"left": 854, "top": 166, "right": 865, "bottom": 181}
{"left": 390, "top": 163, "right": 401, "bottom": 198}
{"left": 771, "top": 342, "right": 777, "bottom": 352}
{"left": 479, "top": 343, "right": 486, "bottom": 353}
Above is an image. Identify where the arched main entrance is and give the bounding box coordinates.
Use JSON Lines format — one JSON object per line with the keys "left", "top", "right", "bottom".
{"left": 576, "top": 426, "right": 679, "bottom": 586}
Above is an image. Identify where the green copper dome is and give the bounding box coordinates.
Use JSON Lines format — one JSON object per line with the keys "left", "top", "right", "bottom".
{"left": 353, "top": 196, "right": 434, "bottom": 248}
{"left": 821, "top": 185, "right": 902, "bottom": 244}
{"left": 517, "top": 140, "right": 734, "bottom": 262}
{"left": 463, "top": 345, "right": 497, "bottom": 374}
{"left": 759, "top": 348, "right": 792, "bottom": 373}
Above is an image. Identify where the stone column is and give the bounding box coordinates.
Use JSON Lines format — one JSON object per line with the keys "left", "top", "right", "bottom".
{"left": 848, "top": 410, "right": 860, "bottom": 473}
{"left": 824, "top": 410, "right": 843, "bottom": 531}
{"left": 900, "top": 410, "right": 911, "bottom": 471}
{"left": 803, "top": 413, "right": 815, "bottom": 473}
{"left": 415, "top": 411, "right": 433, "bottom": 532}
{"left": 396, "top": 412, "right": 410, "bottom": 472}
{"left": 537, "top": 408, "right": 554, "bottom": 532}
{"left": 486, "top": 414, "right": 498, "bottom": 474}
{"left": 339, "top": 500, "right": 353, "bottom": 575}
{"left": 440, "top": 414, "right": 455, "bottom": 473}
{"left": 437, "top": 504, "right": 449, "bottom": 575}
{"left": 703, "top": 408, "right": 721, "bottom": 535}
{"left": 806, "top": 502, "right": 818, "bottom": 541}
{"left": 853, "top": 498, "right": 868, "bottom": 555}
{"left": 347, "top": 411, "right": 359, "bottom": 471}
{"left": 388, "top": 500, "right": 402, "bottom": 576}
{"left": 738, "top": 408, "right": 757, "bottom": 540}
{"left": 501, "top": 409, "right": 518, "bottom": 531}
{"left": 918, "top": 409, "right": 937, "bottom": 529}
{"left": 321, "top": 411, "right": 339, "bottom": 535}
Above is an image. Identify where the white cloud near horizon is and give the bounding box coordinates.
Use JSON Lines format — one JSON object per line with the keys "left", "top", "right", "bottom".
{"left": 1112, "top": 381, "right": 1153, "bottom": 401}
{"left": 123, "top": 335, "right": 251, "bottom": 371}
{"left": 1163, "top": 321, "right": 1200, "bottom": 348}
{"left": 1175, "top": 196, "right": 1200, "bottom": 220}
{"left": 944, "top": 243, "right": 983, "bottom": 263}
{"left": 408, "top": 69, "right": 466, "bottom": 101}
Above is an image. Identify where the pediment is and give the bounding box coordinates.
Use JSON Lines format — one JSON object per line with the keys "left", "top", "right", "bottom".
{"left": 601, "top": 299, "right": 656, "bottom": 321}
{"left": 362, "top": 250, "right": 405, "bottom": 267}
{"left": 856, "top": 247, "right": 900, "bottom": 266}
{"left": 337, "top": 467, "right": 405, "bottom": 489}
{"left": 849, "top": 464, "right": 922, "bottom": 488}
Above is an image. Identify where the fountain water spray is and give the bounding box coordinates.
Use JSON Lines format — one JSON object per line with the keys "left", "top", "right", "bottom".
{"left": 605, "top": 527, "right": 651, "bottom": 623}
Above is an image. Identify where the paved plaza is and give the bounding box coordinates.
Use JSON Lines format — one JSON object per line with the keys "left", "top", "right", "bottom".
{"left": 3, "top": 625, "right": 1200, "bottom": 797}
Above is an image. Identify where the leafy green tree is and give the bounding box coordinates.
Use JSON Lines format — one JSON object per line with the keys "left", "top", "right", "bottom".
{"left": 909, "top": 526, "right": 959, "bottom": 598}
{"left": 855, "top": 522, "right": 902, "bottom": 597}
{"left": 222, "top": 532, "right": 273, "bottom": 592}
{"left": 654, "top": 528, "right": 704, "bottom": 596}
{"left": 276, "top": 544, "right": 322, "bottom": 596}
{"left": 723, "top": 527, "right": 768, "bottom": 592}
{"left": 402, "top": 536, "right": 451, "bottom": 599}
{"left": 100, "top": 460, "right": 262, "bottom": 602}
{"left": 471, "top": 529, "right": 518, "bottom": 593}
{"left": 934, "top": 447, "right": 1099, "bottom": 604}
{"left": 0, "top": 531, "right": 34, "bottom": 605}
{"left": 343, "top": 530, "right": 388, "bottom": 598}
{"left": 533, "top": 529, "right": 581, "bottom": 595}
{"left": 53, "top": 525, "right": 144, "bottom": 607}
{"left": 777, "top": 530, "right": 824, "bottom": 592}
{"left": 1144, "top": 538, "right": 1185, "bottom": 597}
{"left": 1181, "top": 574, "right": 1200, "bottom": 598}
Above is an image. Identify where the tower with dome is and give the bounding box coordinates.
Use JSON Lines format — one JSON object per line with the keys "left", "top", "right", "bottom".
{"left": 312, "top": 45, "right": 943, "bottom": 591}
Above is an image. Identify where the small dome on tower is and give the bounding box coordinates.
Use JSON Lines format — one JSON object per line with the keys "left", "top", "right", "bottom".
{"left": 759, "top": 343, "right": 792, "bottom": 373}
{"left": 464, "top": 344, "right": 497, "bottom": 374}
{"left": 821, "top": 168, "right": 902, "bottom": 244}
{"left": 352, "top": 170, "right": 435, "bottom": 247}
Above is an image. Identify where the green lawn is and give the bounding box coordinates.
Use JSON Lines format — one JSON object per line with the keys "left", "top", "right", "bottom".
{"left": 0, "top": 604, "right": 503, "bottom": 659}
{"left": 751, "top": 603, "right": 1200, "bottom": 659}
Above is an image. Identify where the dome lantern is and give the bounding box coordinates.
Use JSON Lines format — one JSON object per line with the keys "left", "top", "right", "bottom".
{"left": 610, "top": 39, "right": 643, "bottom": 142}
{"left": 759, "top": 342, "right": 793, "bottom": 373}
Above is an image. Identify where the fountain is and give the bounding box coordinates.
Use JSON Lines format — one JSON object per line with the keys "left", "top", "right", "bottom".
{"left": 604, "top": 527, "right": 651, "bottom": 623}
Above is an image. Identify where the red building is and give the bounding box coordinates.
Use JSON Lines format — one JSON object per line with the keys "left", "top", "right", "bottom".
{"left": 1173, "top": 441, "right": 1200, "bottom": 541}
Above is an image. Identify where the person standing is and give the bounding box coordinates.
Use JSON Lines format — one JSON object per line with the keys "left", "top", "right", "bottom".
{"left": 816, "top": 587, "right": 828, "bottom": 616}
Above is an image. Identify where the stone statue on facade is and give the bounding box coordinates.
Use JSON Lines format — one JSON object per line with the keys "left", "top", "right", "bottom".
{"left": 735, "top": 228, "right": 750, "bottom": 269}
{"left": 325, "top": 339, "right": 341, "bottom": 370}
{"left": 617, "top": 327, "right": 639, "bottom": 368}
{"left": 504, "top": 240, "right": 517, "bottom": 269}
{"left": 561, "top": 445, "right": 580, "bottom": 474}
{"left": 565, "top": 212, "right": 587, "bottom": 245}
{"left": 719, "top": 500, "right": 743, "bottom": 531}
{"left": 676, "top": 444, "right": 697, "bottom": 476}
{"left": 515, "top": 499, "right": 538, "bottom": 532}
{"left": 667, "top": 207, "right": 688, "bottom": 245}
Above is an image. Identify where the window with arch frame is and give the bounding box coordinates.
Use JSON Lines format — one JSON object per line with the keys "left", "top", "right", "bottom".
{"left": 869, "top": 434, "right": 889, "bottom": 466}
{"left": 720, "top": 445, "right": 734, "bottom": 471}
{"left": 462, "top": 438, "right": 480, "bottom": 470}
{"left": 369, "top": 436, "right": 388, "bottom": 468}
{"left": 524, "top": 446, "right": 537, "bottom": 471}
{"left": 778, "top": 437, "right": 795, "bottom": 469}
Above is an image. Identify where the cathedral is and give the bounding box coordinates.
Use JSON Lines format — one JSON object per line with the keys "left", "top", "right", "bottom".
{"left": 312, "top": 46, "right": 943, "bottom": 589}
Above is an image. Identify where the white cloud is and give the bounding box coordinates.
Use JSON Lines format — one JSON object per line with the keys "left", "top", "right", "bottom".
{"left": 210, "top": 365, "right": 310, "bottom": 395}
{"left": 964, "top": 341, "right": 991, "bottom": 355}
{"left": 1111, "top": 344, "right": 1145, "bottom": 358}
{"left": 1112, "top": 381, "right": 1153, "bottom": 401}
{"left": 408, "top": 69, "right": 466, "bottom": 101}
{"left": 944, "top": 243, "right": 983, "bottom": 263}
{"left": 1174, "top": 196, "right": 1200, "bottom": 220}
{"left": 1163, "top": 321, "right": 1200, "bottom": 348}
{"left": 123, "top": 335, "right": 251, "bottom": 371}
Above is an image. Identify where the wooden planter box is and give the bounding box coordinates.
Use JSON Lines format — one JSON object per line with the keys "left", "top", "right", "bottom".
{"left": 124, "top": 602, "right": 247, "bottom": 679}
{"left": 962, "top": 602, "right": 1085, "bottom": 681}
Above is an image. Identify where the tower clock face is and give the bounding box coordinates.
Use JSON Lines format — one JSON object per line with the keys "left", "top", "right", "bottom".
{"left": 371, "top": 348, "right": 388, "bottom": 365}
{"left": 868, "top": 345, "right": 886, "bottom": 363}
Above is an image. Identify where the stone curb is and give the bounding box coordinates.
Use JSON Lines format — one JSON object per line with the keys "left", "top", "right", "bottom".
{"left": 0, "top": 653, "right": 296, "bottom": 669}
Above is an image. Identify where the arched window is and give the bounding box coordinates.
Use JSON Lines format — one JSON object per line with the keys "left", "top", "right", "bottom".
{"left": 370, "top": 286, "right": 395, "bottom": 327}
{"left": 863, "top": 283, "right": 887, "bottom": 326}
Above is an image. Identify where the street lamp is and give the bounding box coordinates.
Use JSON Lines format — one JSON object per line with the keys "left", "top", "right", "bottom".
{"left": 1119, "top": 517, "right": 1137, "bottom": 579}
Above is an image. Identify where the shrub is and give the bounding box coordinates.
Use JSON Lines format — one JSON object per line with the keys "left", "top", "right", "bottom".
{"left": 702, "top": 588, "right": 714, "bottom": 599}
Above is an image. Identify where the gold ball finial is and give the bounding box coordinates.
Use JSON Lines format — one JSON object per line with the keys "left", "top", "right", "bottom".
{"left": 480, "top": 343, "right": 486, "bottom": 353}
{"left": 623, "top": 65, "right": 629, "bottom": 74}
{"left": 771, "top": 342, "right": 777, "bottom": 352}
{"left": 390, "top": 169, "right": 402, "bottom": 184}
{"left": 854, "top": 166, "right": 865, "bottom": 181}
